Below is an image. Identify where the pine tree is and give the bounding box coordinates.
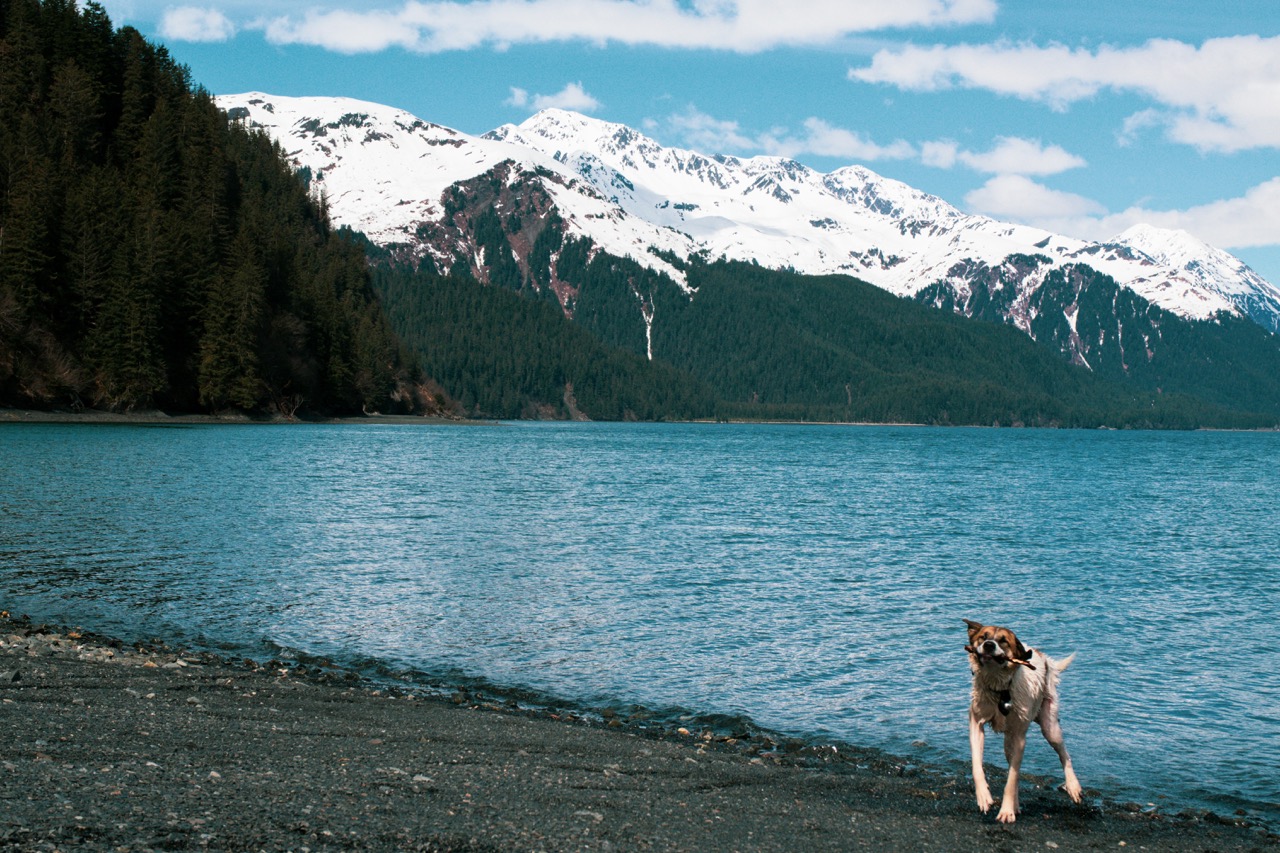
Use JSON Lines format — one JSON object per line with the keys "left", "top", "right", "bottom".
{"left": 199, "top": 238, "right": 265, "bottom": 410}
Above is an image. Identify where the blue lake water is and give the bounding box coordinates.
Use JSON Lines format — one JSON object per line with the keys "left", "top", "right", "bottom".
{"left": 1, "top": 422, "right": 1277, "bottom": 823}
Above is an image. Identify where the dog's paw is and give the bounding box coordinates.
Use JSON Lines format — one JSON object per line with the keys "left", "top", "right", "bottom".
{"left": 975, "top": 789, "right": 994, "bottom": 813}
{"left": 1062, "top": 777, "right": 1083, "bottom": 803}
{"left": 996, "top": 806, "right": 1018, "bottom": 824}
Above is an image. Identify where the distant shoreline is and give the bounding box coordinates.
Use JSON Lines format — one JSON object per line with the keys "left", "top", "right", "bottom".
{"left": 0, "top": 407, "right": 926, "bottom": 428}
{"left": 5, "top": 407, "right": 1277, "bottom": 431}
{"left": 0, "top": 613, "right": 1273, "bottom": 851}
{"left": 0, "top": 407, "right": 482, "bottom": 426}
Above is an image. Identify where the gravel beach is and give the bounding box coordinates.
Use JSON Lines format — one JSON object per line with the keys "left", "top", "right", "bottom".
{"left": 0, "top": 614, "right": 1274, "bottom": 852}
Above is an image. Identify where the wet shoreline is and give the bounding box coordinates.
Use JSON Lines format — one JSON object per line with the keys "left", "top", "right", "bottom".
{"left": 1, "top": 613, "right": 1273, "bottom": 851}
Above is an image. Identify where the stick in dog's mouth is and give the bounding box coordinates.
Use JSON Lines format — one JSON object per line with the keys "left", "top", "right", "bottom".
{"left": 964, "top": 645, "right": 1037, "bottom": 670}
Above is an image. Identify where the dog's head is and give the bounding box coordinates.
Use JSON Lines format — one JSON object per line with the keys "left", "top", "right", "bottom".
{"left": 963, "top": 619, "right": 1032, "bottom": 669}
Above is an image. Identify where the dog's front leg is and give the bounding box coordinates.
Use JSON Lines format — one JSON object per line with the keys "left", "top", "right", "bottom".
{"left": 997, "top": 725, "right": 1029, "bottom": 823}
{"left": 969, "top": 713, "right": 994, "bottom": 813}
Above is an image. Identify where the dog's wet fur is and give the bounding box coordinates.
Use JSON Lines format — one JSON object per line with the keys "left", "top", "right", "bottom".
{"left": 964, "top": 618, "right": 1083, "bottom": 823}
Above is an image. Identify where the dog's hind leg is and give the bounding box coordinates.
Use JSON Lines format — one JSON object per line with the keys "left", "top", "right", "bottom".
{"left": 1038, "top": 706, "right": 1083, "bottom": 803}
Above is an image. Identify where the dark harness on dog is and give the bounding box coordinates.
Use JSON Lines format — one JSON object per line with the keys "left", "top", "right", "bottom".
{"left": 994, "top": 649, "right": 1038, "bottom": 715}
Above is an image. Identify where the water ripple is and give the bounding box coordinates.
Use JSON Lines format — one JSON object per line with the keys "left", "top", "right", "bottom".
{"left": 1, "top": 421, "right": 1277, "bottom": 821}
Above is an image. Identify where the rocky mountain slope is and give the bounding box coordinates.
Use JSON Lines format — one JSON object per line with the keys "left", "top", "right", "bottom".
{"left": 217, "top": 93, "right": 1280, "bottom": 361}
{"left": 220, "top": 91, "right": 1280, "bottom": 397}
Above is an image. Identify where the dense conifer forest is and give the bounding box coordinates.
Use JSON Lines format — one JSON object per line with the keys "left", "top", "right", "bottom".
{"left": 374, "top": 251, "right": 1274, "bottom": 428}
{"left": 0, "top": 0, "right": 421, "bottom": 415}
{"left": 917, "top": 257, "right": 1280, "bottom": 418}
{"left": 372, "top": 261, "right": 714, "bottom": 421}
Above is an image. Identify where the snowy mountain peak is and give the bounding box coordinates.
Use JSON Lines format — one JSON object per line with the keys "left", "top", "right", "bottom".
{"left": 216, "top": 92, "right": 1280, "bottom": 336}
{"left": 1109, "top": 223, "right": 1280, "bottom": 329}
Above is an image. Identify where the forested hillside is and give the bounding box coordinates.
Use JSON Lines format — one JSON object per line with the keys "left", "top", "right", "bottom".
{"left": 0, "top": 0, "right": 423, "bottom": 415}
{"left": 372, "top": 157, "right": 1280, "bottom": 428}
{"left": 372, "top": 261, "right": 714, "bottom": 421}
{"left": 917, "top": 258, "right": 1280, "bottom": 417}
{"left": 373, "top": 248, "right": 1275, "bottom": 428}
{"left": 655, "top": 261, "right": 1269, "bottom": 428}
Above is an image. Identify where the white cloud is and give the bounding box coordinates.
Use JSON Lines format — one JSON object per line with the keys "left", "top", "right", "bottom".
{"left": 956, "top": 136, "right": 1085, "bottom": 175}
{"left": 261, "top": 0, "right": 996, "bottom": 55}
{"left": 662, "top": 108, "right": 914, "bottom": 162}
{"left": 965, "top": 175, "right": 1106, "bottom": 222}
{"left": 159, "top": 6, "right": 235, "bottom": 41}
{"left": 263, "top": 8, "right": 420, "bottom": 52}
{"left": 665, "top": 107, "right": 774, "bottom": 153}
{"left": 920, "top": 139, "right": 958, "bottom": 168}
{"left": 851, "top": 35, "right": 1280, "bottom": 152}
{"left": 534, "top": 82, "right": 601, "bottom": 112}
{"left": 507, "top": 82, "right": 601, "bottom": 112}
{"left": 1075, "top": 178, "right": 1280, "bottom": 250}
{"left": 761, "top": 118, "right": 915, "bottom": 161}
{"left": 964, "top": 176, "right": 1280, "bottom": 252}
{"left": 920, "top": 137, "right": 1085, "bottom": 175}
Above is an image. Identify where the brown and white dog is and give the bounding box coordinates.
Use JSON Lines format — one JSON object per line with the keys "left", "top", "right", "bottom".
{"left": 964, "top": 618, "right": 1083, "bottom": 823}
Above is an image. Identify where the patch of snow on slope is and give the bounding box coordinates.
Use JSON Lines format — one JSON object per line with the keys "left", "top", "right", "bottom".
{"left": 218, "top": 94, "right": 1280, "bottom": 332}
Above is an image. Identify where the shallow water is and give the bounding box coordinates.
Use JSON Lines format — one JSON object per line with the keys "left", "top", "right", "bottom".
{"left": 1, "top": 421, "right": 1277, "bottom": 821}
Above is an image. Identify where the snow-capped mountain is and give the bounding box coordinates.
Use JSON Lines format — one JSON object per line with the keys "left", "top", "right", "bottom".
{"left": 217, "top": 92, "right": 1280, "bottom": 342}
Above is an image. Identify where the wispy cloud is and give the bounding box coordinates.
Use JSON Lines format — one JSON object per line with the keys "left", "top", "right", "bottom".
{"left": 660, "top": 109, "right": 1083, "bottom": 176}
{"left": 661, "top": 108, "right": 914, "bottom": 162}
{"left": 159, "top": 6, "right": 236, "bottom": 42}
{"left": 964, "top": 176, "right": 1280, "bottom": 250}
{"left": 1084, "top": 178, "right": 1280, "bottom": 249}
{"left": 851, "top": 35, "right": 1280, "bottom": 153}
{"left": 948, "top": 136, "right": 1085, "bottom": 175}
{"left": 762, "top": 118, "right": 916, "bottom": 161}
{"left": 259, "top": 0, "right": 996, "bottom": 54}
{"left": 965, "top": 174, "right": 1106, "bottom": 222}
{"left": 662, "top": 107, "right": 760, "bottom": 152}
{"left": 506, "top": 82, "right": 601, "bottom": 113}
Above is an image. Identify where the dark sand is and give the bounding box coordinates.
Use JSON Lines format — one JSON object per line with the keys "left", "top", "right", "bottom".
{"left": 0, "top": 616, "right": 1273, "bottom": 852}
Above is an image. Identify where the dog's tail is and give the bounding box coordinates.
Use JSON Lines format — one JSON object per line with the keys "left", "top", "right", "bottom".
{"left": 1049, "top": 652, "right": 1076, "bottom": 673}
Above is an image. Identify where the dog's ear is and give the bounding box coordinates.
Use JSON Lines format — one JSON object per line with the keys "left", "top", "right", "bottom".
{"left": 963, "top": 619, "right": 984, "bottom": 638}
{"left": 1014, "top": 637, "right": 1033, "bottom": 661}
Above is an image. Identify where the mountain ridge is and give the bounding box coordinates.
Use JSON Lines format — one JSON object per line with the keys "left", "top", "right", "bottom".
{"left": 217, "top": 92, "right": 1280, "bottom": 344}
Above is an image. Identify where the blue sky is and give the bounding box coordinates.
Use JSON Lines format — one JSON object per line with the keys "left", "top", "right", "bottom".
{"left": 98, "top": 0, "right": 1280, "bottom": 285}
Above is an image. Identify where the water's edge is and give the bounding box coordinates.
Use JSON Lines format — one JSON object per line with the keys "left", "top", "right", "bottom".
{"left": 3, "top": 609, "right": 1272, "bottom": 835}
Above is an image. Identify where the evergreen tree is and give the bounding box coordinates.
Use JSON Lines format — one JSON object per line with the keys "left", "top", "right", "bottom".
{"left": 198, "top": 238, "right": 265, "bottom": 410}
{"left": 0, "top": 0, "right": 423, "bottom": 415}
